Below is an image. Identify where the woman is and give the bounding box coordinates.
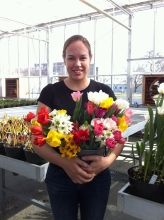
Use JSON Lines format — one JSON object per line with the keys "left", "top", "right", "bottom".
{"left": 32, "top": 35, "right": 124, "bottom": 220}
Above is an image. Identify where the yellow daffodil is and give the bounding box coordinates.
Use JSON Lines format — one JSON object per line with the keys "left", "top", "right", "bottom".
{"left": 58, "top": 109, "right": 67, "bottom": 115}
{"left": 45, "top": 130, "right": 64, "bottom": 147}
{"left": 118, "top": 116, "right": 128, "bottom": 132}
{"left": 100, "top": 97, "right": 113, "bottom": 109}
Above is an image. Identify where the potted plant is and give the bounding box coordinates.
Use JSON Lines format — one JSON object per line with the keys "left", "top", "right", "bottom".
{"left": 23, "top": 140, "right": 47, "bottom": 165}
{"left": 2, "top": 116, "right": 31, "bottom": 161}
{"left": 23, "top": 112, "right": 47, "bottom": 165}
{"left": 0, "top": 114, "right": 10, "bottom": 155}
{"left": 128, "top": 82, "right": 164, "bottom": 203}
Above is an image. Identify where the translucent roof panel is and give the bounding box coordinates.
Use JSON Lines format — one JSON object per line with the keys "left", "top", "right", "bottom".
{"left": 0, "top": 0, "right": 160, "bottom": 34}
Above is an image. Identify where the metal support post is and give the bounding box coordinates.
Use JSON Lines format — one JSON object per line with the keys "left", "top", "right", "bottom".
{"left": 0, "top": 168, "right": 5, "bottom": 212}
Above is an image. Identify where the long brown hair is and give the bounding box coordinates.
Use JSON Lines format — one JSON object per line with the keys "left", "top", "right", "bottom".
{"left": 62, "top": 35, "right": 92, "bottom": 58}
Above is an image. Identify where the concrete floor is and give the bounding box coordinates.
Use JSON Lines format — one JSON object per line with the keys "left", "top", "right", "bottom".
{"left": 0, "top": 155, "right": 140, "bottom": 220}
{"left": 0, "top": 105, "right": 147, "bottom": 220}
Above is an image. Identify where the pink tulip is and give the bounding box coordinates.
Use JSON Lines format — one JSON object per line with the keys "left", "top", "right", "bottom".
{"left": 111, "top": 116, "right": 119, "bottom": 123}
{"left": 125, "top": 116, "right": 131, "bottom": 124}
{"left": 71, "top": 91, "right": 83, "bottom": 102}
{"left": 113, "top": 130, "right": 122, "bottom": 141}
{"left": 106, "top": 138, "right": 117, "bottom": 149}
{"left": 118, "top": 137, "right": 126, "bottom": 144}
{"left": 95, "top": 108, "right": 107, "bottom": 117}
{"left": 125, "top": 108, "right": 134, "bottom": 117}
{"left": 93, "top": 123, "right": 104, "bottom": 136}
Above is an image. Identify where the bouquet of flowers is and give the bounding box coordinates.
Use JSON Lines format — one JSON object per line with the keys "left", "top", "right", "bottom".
{"left": 28, "top": 90, "right": 134, "bottom": 158}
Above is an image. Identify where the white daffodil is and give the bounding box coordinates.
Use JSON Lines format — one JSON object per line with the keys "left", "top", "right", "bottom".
{"left": 115, "top": 99, "right": 129, "bottom": 110}
{"left": 80, "top": 123, "right": 91, "bottom": 131}
{"left": 87, "top": 90, "right": 109, "bottom": 105}
{"left": 157, "top": 82, "right": 164, "bottom": 94}
{"left": 103, "top": 130, "right": 113, "bottom": 138}
{"left": 50, "top": 114, "right": 73, "bottom": 134}
{"left": 95, "top": 135, "right": 106, "bottom": 145}
{"left": 49, "top": 109, "right": 58, "bottom": 117}
{"left": 57, "top": 126, "right": 71, "bottom": 135}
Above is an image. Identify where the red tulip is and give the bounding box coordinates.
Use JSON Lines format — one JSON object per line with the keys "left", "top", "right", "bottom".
{"left": 37, "top": 106, "right": 51, "bottom": 125}
{"left": 24, "top": 112, "right": 35, "bottom": 122}
{"left": 31, "top": 126, "right": 42, "bottom": 135}
{"left": 33, "top": 135, "right": 46, "bottom": 147}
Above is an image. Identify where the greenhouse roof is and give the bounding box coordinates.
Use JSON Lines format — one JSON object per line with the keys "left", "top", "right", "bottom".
{"left": 0, "top": 0, "right": 163, "bottom": 36}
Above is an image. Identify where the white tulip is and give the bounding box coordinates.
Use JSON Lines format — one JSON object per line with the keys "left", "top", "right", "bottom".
{"left": 157, "top": 102, "right": 164, "bottom": 115}
{"left": 157, "top": 83, "right": 164, "bottom": 94}
{"left": 87, "top": 90, "right": 109, "bottom": 105}
{"left": 115, "top": 99, "right": 129, "bottom": 109}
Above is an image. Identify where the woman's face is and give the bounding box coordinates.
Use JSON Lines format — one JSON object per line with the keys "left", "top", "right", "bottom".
{"left": 63, "top": 40, "right": 92, "bottom": 81}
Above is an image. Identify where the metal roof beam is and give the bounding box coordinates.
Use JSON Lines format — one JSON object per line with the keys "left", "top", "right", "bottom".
{"left": 0, "top": 30, "right": 48, "bottom": 42}
{"left": 0, "top": 16, "right": 47, "bottom": 33}
{"left": 107, "top": 0, "right": 132, "bottom": 16}
{"left": 79, "top": 0, "right": 131, "bottom": 31}
{"left": 1, "top": 0, "right": 163, "bottom": 36}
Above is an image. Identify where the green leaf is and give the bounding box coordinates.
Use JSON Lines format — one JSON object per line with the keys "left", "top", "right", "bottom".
{"left": 136, "top": 141, "right": 141, "bottom": 156}
{"left": 132, "top": 144, "right": 136, "bottom": 166}
{"left": 147, "top": 105, "right": 154, "bottom": 151}
{"left": 104, "top": 106, "right": 117, "bottom": 118}
{"left": 142, "top": 121, "right": 149, "bottom": 143}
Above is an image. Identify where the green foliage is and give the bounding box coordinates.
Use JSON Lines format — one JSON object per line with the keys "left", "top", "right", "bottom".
{"left": 0, "top": 99, "right": 37, "bottom": 108}
{"left": 132, "top": 90, "right": 164, "bottom": 183}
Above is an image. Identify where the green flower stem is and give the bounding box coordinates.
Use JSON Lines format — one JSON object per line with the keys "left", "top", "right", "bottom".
{"left": 71, "top": 98, "right": 82, "bottom": 122}
{"left": 144, "top": 105, "right": 154, "bottom": 182}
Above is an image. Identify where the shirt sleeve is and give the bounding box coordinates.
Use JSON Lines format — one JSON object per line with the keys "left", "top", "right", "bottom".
{"left": 37, "top": 84, "right": 54, "bottom": 109}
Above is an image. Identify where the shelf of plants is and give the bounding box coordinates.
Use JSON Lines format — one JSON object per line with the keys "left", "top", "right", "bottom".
{"left": 0, "top": 154, "right": 49, "bottom": 182}
{"left": 0, "top": 114, "right": 147, "bottom": 213}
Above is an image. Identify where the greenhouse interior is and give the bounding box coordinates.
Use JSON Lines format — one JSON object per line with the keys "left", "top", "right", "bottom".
{"left": 0, "top": 1, "right": 164, "bottom": 220}
{"left": 0, "top": 0, "right": 164, "bottom": 105}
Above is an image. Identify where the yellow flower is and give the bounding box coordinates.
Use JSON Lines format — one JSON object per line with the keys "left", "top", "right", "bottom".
{"left": 31, "top": 119, "right": 41, "bottom": 127}
{"left": 118, "top": 123, "right": 128, "bottom": 132}
{"left": 59, "top": 134, "right": 81, "bottom": 159}
{"left": 45, "top": 130, "right": 64, "bottom": 147}
{"left": 58, "top": 109, "right": 67, "bottom": 115}
{"left": 59, "top": 146, "right": 67, "bottom": 156}
{"left": 118, "top": 116, "right": 128, "bottom": 132}
{"left": 100, "top": 97, "right": 113, "bottom": 109}
{"left": 65, "top": 134, "right": 74, "bottom": 143}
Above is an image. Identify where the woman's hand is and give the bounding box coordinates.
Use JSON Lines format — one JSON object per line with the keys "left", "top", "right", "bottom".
{"left": 81, "top": 144, "right": 125, "bottom": 175}
{"left": 81, "top": 155, "right": 109, "bottom": 175}
{"left": 60, "top": 157, "right": 96, "bottom": 184}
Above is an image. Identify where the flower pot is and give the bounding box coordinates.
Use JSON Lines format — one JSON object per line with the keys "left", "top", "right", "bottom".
{"left": 77, "top": 146, "right": 107, "bottom": 163}
{"left": 0, "top": 142, "right": 6, "bottom": 155}
{"left": 4, "top": 145, "right": 26, "bottom": 161}
{"left": 24, "top": 150, "right": 47, "bottom": 165}
{"left": 128, "top": 166, "right": 164, "bottom": 203}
